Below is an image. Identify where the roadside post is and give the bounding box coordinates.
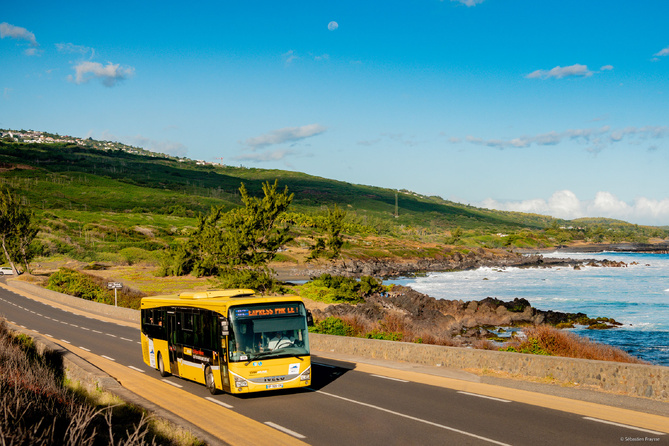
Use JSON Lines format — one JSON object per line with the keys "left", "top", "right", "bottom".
{"left": 107, "top": 282, "right": 122, "bottom": 307}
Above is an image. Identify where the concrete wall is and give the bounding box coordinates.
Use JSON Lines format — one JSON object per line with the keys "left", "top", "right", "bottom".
{"left": 310, "top": 333, "right": 669, "bottom": 402}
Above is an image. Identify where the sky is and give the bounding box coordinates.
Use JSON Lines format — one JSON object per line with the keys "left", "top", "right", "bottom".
{"left": 2, "top": 0, "right": 669, "bottom": 225}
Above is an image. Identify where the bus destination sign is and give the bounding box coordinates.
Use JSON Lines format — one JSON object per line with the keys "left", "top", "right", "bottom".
{"left": 234, "top": 304, "right": 300, "bottom": 319}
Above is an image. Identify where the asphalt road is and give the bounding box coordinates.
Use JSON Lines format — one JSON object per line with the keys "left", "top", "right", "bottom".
{"left": 0, "top": 283, "right": 666, "bottom": 446}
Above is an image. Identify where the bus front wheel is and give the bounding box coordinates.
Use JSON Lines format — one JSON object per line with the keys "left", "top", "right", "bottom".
{"left": 157, "top": 352, "right": 170, "bottom": 377}
{"left": 205, "top": 366, "right": 219, "bottom": 395}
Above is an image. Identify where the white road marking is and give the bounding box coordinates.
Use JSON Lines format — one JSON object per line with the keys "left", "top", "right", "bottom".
{"left": 128, "top": 366, "right": 145, "bottom": 373}
{"left": 264, "top": 422, "right": 306, "bottom": 439}
{"left": 106, "top": 333, "right": 117, "bottom": 338}
{"left": 316, "top": 390, "right": 512, "bottom": 446}
{"left": 60, "top": 339, "right": 71, "bottom": 344}
{"left": 101, "top": 355, "right": 116, "bottom": 361}
{"left": 81, "top": 327, "right": 90, "bottom": 331}
{"left": 583, "top": 417, "right": 665, "bottom": 436}
{"left": 92, "top": 330, "right": 102, "bottom": 334}
{"left": 80, "top": 347, "right": 91, "bottom": 352}
{"left": 70, "top": 324, "right": 79, "bottom": 328}
{"left": 205, "top": 397, "right": 234, "bottom": 409}
{"left": 162, "top": 380, "right": 183, "bottom": 388}
{"left": 457, "top": 391, "right": 511, "bottom": 403}
{"left": 121, "top": 337, "right": 134, "bottom": 342}
{"left": 372, "top": 374, "right": 409, "bottom": 383}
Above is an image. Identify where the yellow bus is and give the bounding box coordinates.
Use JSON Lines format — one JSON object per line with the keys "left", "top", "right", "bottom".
{"left": 140, "top": 289, "right": 312, "bottom": 394}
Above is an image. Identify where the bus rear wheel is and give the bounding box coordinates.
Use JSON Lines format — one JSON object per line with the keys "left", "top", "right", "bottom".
{"left": 157, "top": 352, "right": 170, "bottom": 377}
{"left": 205, "top": 366, "right": 219, "bottom": 395}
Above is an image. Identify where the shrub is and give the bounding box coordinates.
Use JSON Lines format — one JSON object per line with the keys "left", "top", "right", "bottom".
{"left": 298, "top": 274, "right": 383, "bottom": 304}
{"left": 500, "top": 325, "right": 644, "bottom": 363}
{"left": 309, "top": 317, "right": 357, "bottom": 337}
{"left": 46, "top": 268, "right": 112, "bottom": 304}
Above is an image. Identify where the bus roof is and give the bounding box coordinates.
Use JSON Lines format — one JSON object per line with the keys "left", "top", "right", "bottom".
{"left": 140, "top": 289, "right": 304, "bottom": 311}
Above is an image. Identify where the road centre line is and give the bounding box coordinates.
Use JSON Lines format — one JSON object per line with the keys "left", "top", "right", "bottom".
{"left": 106, "top": 333, "right": 117, "bottom": 337}
{"left": 316, "top": 390, "right": 512, "bottom": 446}
{"left": 582, "top": 417, "right": 665, "bottom": 436}
{"left": 371, "top": 374, "right": 409, "bottom": 383}
{"left": 264, "top": 422, "right": 306, "bottom": 439}
{"left": 457, "top": 391, "right": 511, "bottom": 403}
{"left": 121, "top": 337, "right": 134, "bottom": 342}
{"left": 205, "top": 397, "right": 234, "bottom": 409}
{"left": 92, "top": 330, "right": 102, "bottom": 333}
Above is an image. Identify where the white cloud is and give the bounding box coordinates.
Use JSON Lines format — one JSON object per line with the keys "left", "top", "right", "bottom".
{"left": 0, "top": 22, "right": 38, "bottom": 46}
{"left": 600, "top": 65, "right": 614, "bottom": 71}
{"left": 463, "top": 125, "right": 667, "bottom": 152}
{"left": 243, "top": 124, "right": 327, "bottom": 149}
{"left": 100, "top": 130, "right": 188, "bottom": 157}
{"left": 68, "top": 61, "right": 135, "bottom": 87}
{"left": 328, "top": 21, "right": 339, "bottom": 31}
{"left": 56, "top": 42, "right": 95, "bottom": 59}
{"left": 234, "top": 149, "right": 296, "bottom": 162}
{"left": 526, "top": 64, "right": 593, "bottom": 79}
{"left": 480, "top": 190, "right": 669, "bottom": 225}
{"left": 654, "top": 46, "right": 669, "bottom": 57}
{"left": 283, "top": 50, "right": 298, "bottom": 65}
{"left": 449, "top": 0, "right": 485, "bottom": 6}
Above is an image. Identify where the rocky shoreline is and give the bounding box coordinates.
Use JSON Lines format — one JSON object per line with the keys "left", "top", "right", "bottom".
{"left": 276, "top": 245, "right": 635, "bottom": 281}
{"left": 295, "top": 244, "right": 643, "bottom": 347}
{"left": 310, "top": 285, "right": 622, "bottom": 347}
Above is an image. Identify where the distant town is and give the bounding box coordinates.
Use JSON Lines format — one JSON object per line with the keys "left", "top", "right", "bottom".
{"left": 0, "top": 128, "right": 220, "bottom": 167}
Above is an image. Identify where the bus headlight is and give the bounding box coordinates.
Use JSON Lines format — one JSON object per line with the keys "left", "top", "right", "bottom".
{"left": 234, "top": 376, "right": 248, "bottom": 388}
{"left": 300, "top": 368, "right": 310, "bottom": 381}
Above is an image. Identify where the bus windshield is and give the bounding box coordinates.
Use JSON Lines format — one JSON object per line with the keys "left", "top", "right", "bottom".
{"left": 228, "top": 302, "right": 310, "bottom": 362}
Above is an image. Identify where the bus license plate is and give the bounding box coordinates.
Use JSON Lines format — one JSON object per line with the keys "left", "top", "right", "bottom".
{"left": 266, "top": 383, "right": 283, "bottom": 389}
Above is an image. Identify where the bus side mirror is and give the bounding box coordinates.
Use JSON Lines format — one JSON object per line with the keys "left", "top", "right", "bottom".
{"left": 220, "top": 318, "right": 229, "bottom": 336}
{"left": 306, "top": 310, "right": 314, "bottom": 327}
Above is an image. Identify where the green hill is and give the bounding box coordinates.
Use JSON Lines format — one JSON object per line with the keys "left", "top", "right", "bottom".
{"left": 0, "top": 135, "right": 666, "bottom": 268}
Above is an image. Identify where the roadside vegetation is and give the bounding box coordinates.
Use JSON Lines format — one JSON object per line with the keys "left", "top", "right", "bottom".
{"left": 0, "top": 319, "right": 203, "bottom": 445}
{"left": 500, "top": 325, "right": 644, "bottom": 363}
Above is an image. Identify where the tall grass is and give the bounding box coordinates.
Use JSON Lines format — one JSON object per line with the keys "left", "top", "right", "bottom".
{"left": 501, "top": 325, "right": 644, "bottom": 364}
{"left": 0, "top": 320, "right": 155, "bottom": 445}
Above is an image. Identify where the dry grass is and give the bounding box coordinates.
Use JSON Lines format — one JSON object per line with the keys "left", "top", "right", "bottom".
{"left": 502, "top": 325, "right": 645, "bottom": 364}
{"left": 0, "top": 319, "right": 204, "bottom": 445}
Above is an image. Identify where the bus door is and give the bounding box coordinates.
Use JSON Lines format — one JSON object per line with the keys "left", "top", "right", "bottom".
{"left": 167, "top": 311, "right": 179, "bottom": 376}
{"left": 219, "top": 316, "right": 231, "bottom": 391}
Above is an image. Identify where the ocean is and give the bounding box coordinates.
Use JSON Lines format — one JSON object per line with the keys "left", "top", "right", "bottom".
{"left": 390, "top": 251, "right": 669, "bottom": 366}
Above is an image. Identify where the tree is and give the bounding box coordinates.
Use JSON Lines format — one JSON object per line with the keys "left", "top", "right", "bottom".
{"left": 309, "top": 204, "right": 347, "bottom": 261}
{"left": 0, "top": 188, "right": 39, "bottom": 274}
{"left": 164, "top": 181, "right": 294, "bottom": 292}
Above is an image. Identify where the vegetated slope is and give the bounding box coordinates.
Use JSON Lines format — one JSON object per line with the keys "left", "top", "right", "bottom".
{"left": 0, "top": 140, "right": 550, "bottom": 231}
